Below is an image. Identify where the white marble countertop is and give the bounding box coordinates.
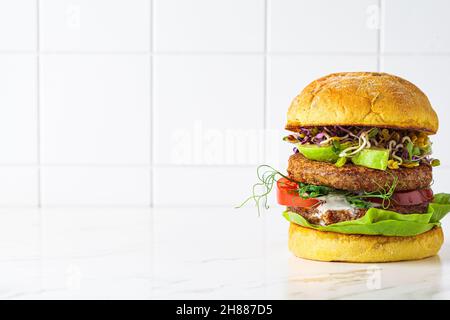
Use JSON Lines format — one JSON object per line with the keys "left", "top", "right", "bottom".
{"left": 0, "top": 206, "right": 449, "bottom": 299}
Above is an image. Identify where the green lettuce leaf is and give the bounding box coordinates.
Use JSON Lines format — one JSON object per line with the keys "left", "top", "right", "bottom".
{"left": 283, "top": 193, "right": 450, "bottom": 237}
{"left": 429, "top": 193, "right": 450, "bottom": 223}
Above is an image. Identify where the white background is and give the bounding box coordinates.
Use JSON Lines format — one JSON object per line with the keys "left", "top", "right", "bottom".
{"left": 1, "top": 0, "right": 450, "bottom": 207}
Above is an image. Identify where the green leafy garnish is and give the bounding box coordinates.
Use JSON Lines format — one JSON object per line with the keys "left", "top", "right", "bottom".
{"left": 297, "top": 183, "right": 332, "bottom": 199}
{"left": 406, "top": 141, "right": 414, "bottom": 161}
{"left": 431, "top": 159, "right": 441, "bottom": 167}
{"left": 238, "top": 165, "right": 399, "bottom": 214}
{"left": 345, "top": 197, "right": 373, "bottom": 209}
{"left": 283, "top": 193, "right": 450, "bottom": 236}
{"left": 344, "top": 175, "right": 398, "bottom": 209}
{"left": 367, "top": 127, "right": 379, "bottom": 139}
{"left": 331, "top": 140, "right": 341, "bottom": 154}
{"left": 335, "top": 156, "right": 347, "bottom": 167}
{"left": 235, "top": 165, "right": 288, "bottom": 215}
{"left": 413, "top": 146, "right": 421, "bottom": 156}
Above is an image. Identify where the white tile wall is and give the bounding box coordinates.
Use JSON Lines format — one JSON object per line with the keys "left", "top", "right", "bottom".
{"left": 40, "top": 0, "right": 151, "bottom": 52}
{"left": 153, "top": 55, "right": 264, "bottom": 165}
{"left": 269, "top": 0, "right": 379, "bottom": 53}
{"left": 41, "top": 166, "right": 151, "bottom": 206}
{"left": 0, "top": 0, "right": 449, "bottom": 207}
{"left": 383, "top": 0, "right": 450, "bottom": 53}
{"left": 40, "top": 54, "right": 150, "bottom": 165}
{"left": 153, "top": 167, "right": 257, "bottom": 206}
{"left": 0, "top": 55, "right": 37, "bottom": 164}
{"left": 154, "top": 0, "right": 264, "bottom": 52}
{"left": 0, "top": 0, "right": 36, "bottom": 51}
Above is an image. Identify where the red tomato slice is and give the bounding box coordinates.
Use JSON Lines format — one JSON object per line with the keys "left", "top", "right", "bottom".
{"left": 419, "top": 189, "right": 434, "bottom": 201}
{"left": 276, "top": 178, "right": 320, "bottom": 207}
{"left": 367, "top": 189, "right": 433, "bottom": 206}
{"left": 391, "top": 189, "right": 433, "bottom": 206}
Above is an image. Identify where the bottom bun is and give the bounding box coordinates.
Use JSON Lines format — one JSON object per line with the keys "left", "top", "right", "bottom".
{"left": 288, "top": 223, "right": 444, "bottom": 263}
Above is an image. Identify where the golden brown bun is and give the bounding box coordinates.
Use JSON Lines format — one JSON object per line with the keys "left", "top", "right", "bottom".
{"left": 288, "top": 223, "right": 444, "bottom": 263}
{"left": 286, "top": 72, "right": 439, "bottom": 134}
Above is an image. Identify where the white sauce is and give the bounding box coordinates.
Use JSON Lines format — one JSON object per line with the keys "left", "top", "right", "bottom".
{"left": 314, "top": 194, "right": 358, "bottom": 226}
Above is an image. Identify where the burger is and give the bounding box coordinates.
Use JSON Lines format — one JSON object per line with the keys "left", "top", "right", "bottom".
{"left": 240, "top": 72, "right": 450, "bottom": 262}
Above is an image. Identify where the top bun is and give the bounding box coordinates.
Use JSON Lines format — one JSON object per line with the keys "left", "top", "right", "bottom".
{"left": 286, "top": 72, "right": 438, "bottom": 134}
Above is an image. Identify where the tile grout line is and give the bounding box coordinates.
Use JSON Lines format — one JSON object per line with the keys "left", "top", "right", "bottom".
{"left": 148, "top": 1, "right": 155, "bottom": 299}
{"left": 35, "top": 0, "right": 44, "bottom": 297}
{"left": 378, "top": 0, "right": 385, "bottom": 71}
{"left": 36, "top": 0, "right": 42, "bottom": 208}
{"left": 263, "top": 0, "right": 268, "bottom": 160}
{"left": 262, "top": 0, "right": 269, "bottom": 298}
{"left": 0, "top": 163, "right": 261, "bottom": 168}
{"left": 377, "top": 0, "right": 383, "bottom": 71}
{"left": 2, "top": 50, "right": 450, "bottom": 56}
{"left": 149, "top": 0, "right": 154, "bottom": 208}
{"left": 2, "top": 162, "right": 448, "bottom": 169}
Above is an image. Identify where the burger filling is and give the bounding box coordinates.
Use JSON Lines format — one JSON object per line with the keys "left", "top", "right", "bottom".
{"left": 239, "top": 126, "right": 450, "bottom": 236}
{"left": 288, "top": 152, "right": 432, "bottom": 192}
{"left": 283, "top": 126, "right": 440, "bottom": 170}
{"left": 287, "top": 197, "right": 430, "bottom": 226}
{"left": 277, "top": 173, "right": 433, "bottom": 226}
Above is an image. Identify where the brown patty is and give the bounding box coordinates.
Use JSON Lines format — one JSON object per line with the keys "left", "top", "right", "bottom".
{"left": 288, "top": 153, "right": 432, "bottom": 192}
{"left": 288, "top": 202, "right": 429, "bottom": 226}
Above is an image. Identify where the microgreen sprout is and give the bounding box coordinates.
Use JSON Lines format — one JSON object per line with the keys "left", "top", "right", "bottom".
{"left": 283, "top": 126, "right": 438, "bottom": 169}
{"left": 236, "top": 165, "right": 290, "bottom": 215}
{"left": 238, "top": 165, "right": 400, "bottom": 214}
{"left": 345, "top": 175, "right": 398, "bottom": 209}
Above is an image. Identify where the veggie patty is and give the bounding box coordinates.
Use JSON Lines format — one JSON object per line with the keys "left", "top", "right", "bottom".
{"left": 287, "top": 153, "right": 432, "bottom": 193}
